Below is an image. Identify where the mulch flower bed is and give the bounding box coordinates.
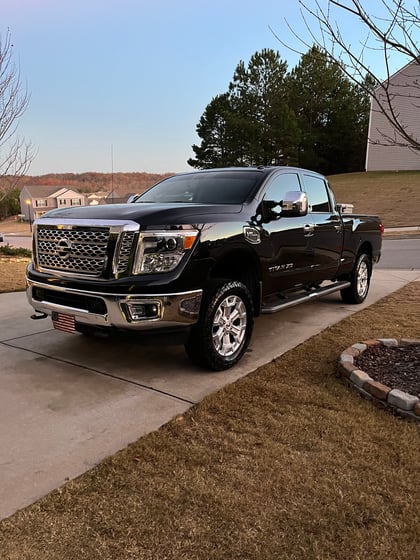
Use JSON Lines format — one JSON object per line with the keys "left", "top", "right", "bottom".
{"left": 355, "top": 344, "right": 420, "bottom": 399}
{"left": 338, "top": 339, "right": 420, "bottom": 422}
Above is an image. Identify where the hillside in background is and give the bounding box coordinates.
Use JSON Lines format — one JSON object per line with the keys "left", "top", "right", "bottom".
{"left": 328, "top": 171, "right": 420, "bottom": 227}
{"left": 1, "top": 171, "right": 173, "bottom": 198}
{"left": 1, "top": 170, "right": 419, "bottom": 227}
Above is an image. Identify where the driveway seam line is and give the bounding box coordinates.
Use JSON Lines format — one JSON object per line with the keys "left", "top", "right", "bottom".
{"left": 0, "top": 340, "right": 197, "bottom": 406}
{"left": 0, "top": 328, "right": 55, "bottom": 343}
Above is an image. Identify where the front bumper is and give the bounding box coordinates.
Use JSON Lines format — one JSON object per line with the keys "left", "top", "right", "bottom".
{"left": 26, "top": 279, "right": 203, "bottom": 331}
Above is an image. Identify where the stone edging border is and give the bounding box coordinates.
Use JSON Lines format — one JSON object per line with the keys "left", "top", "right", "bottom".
{"left": 338, "top": 338, "right": 420, "bottom": 423}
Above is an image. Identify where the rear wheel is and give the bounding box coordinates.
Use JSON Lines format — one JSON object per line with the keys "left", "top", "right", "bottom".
{"left": 185, "top": 280, "right": 254, "bottom": 371}
{"left": 341, "top": 253, "right": 371, "bottom": 304}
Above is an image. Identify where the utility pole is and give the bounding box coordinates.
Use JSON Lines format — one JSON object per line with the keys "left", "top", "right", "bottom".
{"left": 110, "top": 144, "right": 114, "bottom": 201}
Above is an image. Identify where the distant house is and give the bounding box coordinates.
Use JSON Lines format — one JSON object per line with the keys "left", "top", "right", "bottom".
{"left": 86, "top": 190, "right": 129, "bottom": 206}
{"left": 20, "top": 185, "right": 87, "bottom": 221}
{"left": 86, "top": 192, "right": 107, "bottom": 206}
{"left": 104, "top": 190, "right": 128, "bottom": 204}
{"left": 365, "top": 60, "right": 420, "bottom": 171}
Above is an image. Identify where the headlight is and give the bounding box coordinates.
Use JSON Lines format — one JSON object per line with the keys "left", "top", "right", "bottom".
{"left": 132, "top": 229, "right": 198, "bottom": 274}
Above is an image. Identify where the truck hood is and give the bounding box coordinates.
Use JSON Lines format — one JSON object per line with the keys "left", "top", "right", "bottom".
{"left": 42, "top": 202, "right": 243, "bottom": 225}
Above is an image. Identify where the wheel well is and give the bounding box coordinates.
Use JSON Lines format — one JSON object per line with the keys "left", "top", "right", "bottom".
{"left": 358, "top": 242, "right": 372, "bottom": 258}
{"left": 358, "top": 242, "right": 373, "bottom": 270}
{"left": 209, "top": 250, "right": 261, "bottom": 314}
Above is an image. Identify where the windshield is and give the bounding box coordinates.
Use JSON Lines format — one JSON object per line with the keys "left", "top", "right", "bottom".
{"left": 135, "top": 171, "right": 262, "bottom": 204}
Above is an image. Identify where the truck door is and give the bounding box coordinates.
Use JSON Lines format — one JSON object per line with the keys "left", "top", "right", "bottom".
{"left": 301, "top": 173, "right": 343, "bottom": 282}
{"left": 260, "top": 171, "right": 313, "bottom": 294}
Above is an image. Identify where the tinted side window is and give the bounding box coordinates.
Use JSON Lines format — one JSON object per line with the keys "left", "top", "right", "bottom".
{"left": 264, "top": 173, "right": 301, "bottom": 202}
{"left": 303, "top": 175, "right": 332, "bottom": 212}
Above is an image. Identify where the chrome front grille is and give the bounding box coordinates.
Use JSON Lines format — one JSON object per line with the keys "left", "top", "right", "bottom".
{"left": 37, "top": 228, "right": 109, "bottom": 245}
{"left": 115, "top": 231, "right": 136, "bottom": 274}
{"left": 34, "top": 221, "right": 139, "bottom": 278}
{"left": 36, "top": 226, "right": 110, "bottom": 276}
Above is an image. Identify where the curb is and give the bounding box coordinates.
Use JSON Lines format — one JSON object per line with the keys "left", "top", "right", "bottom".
{"left": 0, "top": 257, "right": 31, "bottom": 263}
{"left": 383, "top": 226, "right": 420, "bottom": 239}
{"left": 338, "top": 338, "right": 420, "bottom": 423}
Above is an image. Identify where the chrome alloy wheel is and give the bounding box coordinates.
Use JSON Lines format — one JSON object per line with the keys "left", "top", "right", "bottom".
{"left": 356, "top": 260, "right": 369, "bottom": 298}
{"left": 212, "top": 294, "right": 247, "bottom": 357}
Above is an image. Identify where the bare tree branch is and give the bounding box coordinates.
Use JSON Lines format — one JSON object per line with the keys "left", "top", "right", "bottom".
{"left": 276, "top": 0, "right": 420, "bottom": 153}
{"left": 0, "top": 29, "right": 35, "bottom": 202}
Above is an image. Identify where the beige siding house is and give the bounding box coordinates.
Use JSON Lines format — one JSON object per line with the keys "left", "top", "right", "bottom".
{"left": 365, "top": 60, "right": 420, "bottom": 171}
{"left": 20, "top": 185, "right": 86, "bottom": 221}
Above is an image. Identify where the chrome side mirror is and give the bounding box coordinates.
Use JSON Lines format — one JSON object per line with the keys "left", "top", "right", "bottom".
{"left": 281, "top": 191, "right": 308, "bottom": 216}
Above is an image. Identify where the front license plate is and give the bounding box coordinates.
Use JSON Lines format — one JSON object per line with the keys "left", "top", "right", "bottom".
{"left": 52, "top": 312, "right": 76, "bottom": 334}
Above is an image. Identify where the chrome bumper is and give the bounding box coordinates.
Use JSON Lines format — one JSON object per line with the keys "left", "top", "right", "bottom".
{"left": 26, "top": 280, "right": 203, "bottom": 330}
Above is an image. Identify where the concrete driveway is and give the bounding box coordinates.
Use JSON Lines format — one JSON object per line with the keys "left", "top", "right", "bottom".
{"left": 1, "top": 268, "right": 419, "bottom": 520}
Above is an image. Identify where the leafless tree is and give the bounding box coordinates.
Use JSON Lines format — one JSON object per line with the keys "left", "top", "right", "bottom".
{"left": 0, "top": 29, "right": 35, "bottom": 201}
{"left": 273, "top": 0, "right": 420, "bottom": 152}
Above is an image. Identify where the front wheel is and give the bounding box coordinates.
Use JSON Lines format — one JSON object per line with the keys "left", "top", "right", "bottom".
{"left": 341, "top": 253, "right": 372, "bottom": 304}
{"left": 185, "top": 280, "right": 254, "bottom": 371}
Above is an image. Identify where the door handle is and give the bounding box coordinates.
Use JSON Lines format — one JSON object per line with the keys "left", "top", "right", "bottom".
{"left": 329, "top": 216, "right": 343, "bottom": 233}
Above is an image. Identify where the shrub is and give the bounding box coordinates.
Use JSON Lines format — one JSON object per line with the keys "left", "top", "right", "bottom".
{"left": 0, "top": 244, "right": 31, "bottom": 258}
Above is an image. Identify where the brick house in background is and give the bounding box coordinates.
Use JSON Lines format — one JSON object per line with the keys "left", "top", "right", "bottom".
{"left": 19, "top": 185, "right": 86, "bottom": 222}
{"left": 365, "top": 60, "right": 420, "bottom": 171}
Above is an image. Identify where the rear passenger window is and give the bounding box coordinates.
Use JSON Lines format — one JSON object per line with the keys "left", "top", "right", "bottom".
{"left": 303, "top": 175, "right": 332, "bottom": 212}
{"left": 264, "top": 173, "right": 301, "bottom": 202}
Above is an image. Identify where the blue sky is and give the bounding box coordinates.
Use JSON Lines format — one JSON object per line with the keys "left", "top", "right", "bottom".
{"left": 3, "top": 0, "right": 414, "bottom": 176}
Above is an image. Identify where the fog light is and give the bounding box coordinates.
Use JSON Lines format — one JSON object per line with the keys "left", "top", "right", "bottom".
{"left": 126, "top": 301, "right": 160, "bottom": 321}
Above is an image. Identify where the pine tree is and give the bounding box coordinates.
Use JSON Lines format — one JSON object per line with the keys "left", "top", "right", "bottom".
{"left": 229, "top": 49, "right": 300, "bottom": 166}
{"left": 288, "top": 46, "right": 369, "bottom": 174}
{"left": 189, "top": 47, "right": 369, "bottom": 173}
{"left": 189, "top": 49, "right": 300, "bottom": 169}
{"left": 188, "top": 94, "right": 242, "bottom": 169}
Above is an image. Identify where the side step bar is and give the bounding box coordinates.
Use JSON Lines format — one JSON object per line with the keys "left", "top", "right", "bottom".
{"left": 261, "top": 281, "right": 351, "bottom": 314}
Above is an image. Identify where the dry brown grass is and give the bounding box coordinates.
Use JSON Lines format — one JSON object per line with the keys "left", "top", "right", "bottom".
{"left": 329, "top": 170, "right": 420, "bottom": 227}
{"left": 0, "top": 217, "right": 32, "bottom": 235}
{"left": 0, "top": 282, "right": 419, "bottom": 560}
{"left": 0, "top": 259, "right": 28, "bottom": 293}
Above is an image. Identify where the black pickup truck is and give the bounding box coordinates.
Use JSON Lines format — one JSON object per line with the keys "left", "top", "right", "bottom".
{"left": 26, "top": 166, "right": 382, "bottom": 370}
